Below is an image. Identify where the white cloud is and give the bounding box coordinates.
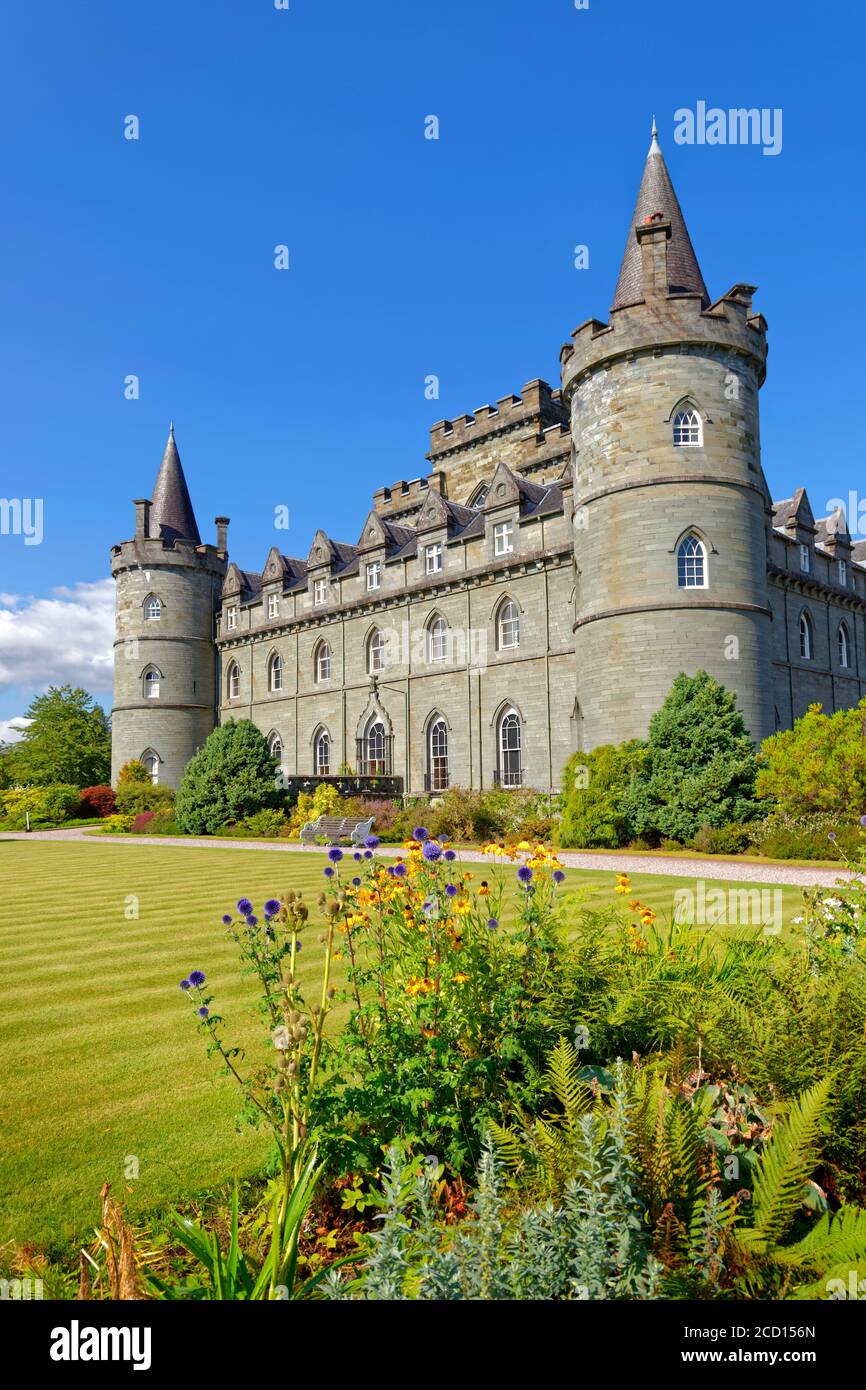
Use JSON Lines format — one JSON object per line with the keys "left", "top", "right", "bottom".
{"left": 0, "top": 716, "right": 30, "bottom": 743}
{"left": 0, "top": 580, "right": 114, "bottom": 692}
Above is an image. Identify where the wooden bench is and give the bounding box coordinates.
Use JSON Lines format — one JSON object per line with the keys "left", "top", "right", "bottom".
{"left": 298, "top": 814, "right": 375, "bottom": 846}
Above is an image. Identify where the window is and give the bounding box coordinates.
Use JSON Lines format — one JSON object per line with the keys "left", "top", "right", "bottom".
{"left": 268, "top": 652, "right": 283, "bottom": 692}
{"left": 315, "top": 641, "right": 332, "bottom": 682}
{"left": 497, "top": 598, "right": 520, "bottom": 650}
{"left": 313, "top": 578, "right": 327, "bottom": 606}
{"left": 425, "top": 543, "right": 443, "bottom": 575}
{"left": 368, "top": 628, "right": 386, "bottom": 675}
{"left": 799, "top": 544, "right": 810, "bottom": 574}
{"left": 268, "top": 593, "right": 279, "bottom": 619}
{"left": 677, "top": 534, "right": 706, "bottom": 588}
{"left": 366, "top": 562, "right": 381, "bottom": 592}
{"left": 672, "top": 408, "right": 702, "bottom": 447}
{"left": 494, "top": 522, "right": 514, "bottom": 556}
{"left": 143, "top": 667, "right": 160, "bottom": 699}
{"left": 470, "top": 485, "right": 488, "bottom": 509}
{"left": 498, "top": 709, "right": 522, "bottom": 788}
{"left": 228, "top": 661, "right": 241, "bottom": 698}
{"left": 428, "top": 615, "right": 448, "bottom": 663}
{"left": 838, "top": 560, "right": 848, "bottom": 587}
{"left": 315, "top": 729, "right": 331, "bottom": 777}
{"left": 141, "top": 749, "right": 159, "bottom": 784}
{"left": 799, "top": 611, "right": 813, "bottom": 660}
{"left": 144, "top": 595, "right": 161, "bottom": 622}
{"left": 428, "top": 718, "right": 449, "bottom": 791}
{"left": 269, "top": 732, "right": 283, "bottom": 763}
{"left": 226, "top": 607, "right": 237, "bottom": 630}
{"left": 365, "top": 719, "right": 386, "bottom": 775}
{"left": 838, "top": 621, "right": 850, "bottom": 669}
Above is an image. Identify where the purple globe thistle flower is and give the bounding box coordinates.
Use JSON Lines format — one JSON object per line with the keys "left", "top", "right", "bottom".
{"left": 365, "top": 834, "right": 380, "bottom": 849}
{"left": 188, "top": 970, "right": 206, "bottom": 987}
{"left": 423, "top": 897, "right": 438, "bottom": 916}
{"left": 221, "top": 914, "right": 233, "bottom": 926}
{"left": 553, "top": 870, "right": 565, "bottom": 884}
{"left": 517, "top": 865, "right": 533, "bottom": 885}
{"left": 237, "top": 898, "right": 253, "bottom": 916}
{"left": 828, "top": 832, "right": 838, "bottom": 843}
{"left": 323, "top": 866, "right": 335, "bottom": 879}
{"left": 486, "top": 918, "right": 499, "bottom": 932}
{"left": 445, "top": 883, "right": 457, "bottom": 898}
{"left": 422, "top": 840, "right": 442, "bottom": 862}
{"left": 179, "top": 978, "right": 191, "bottom": 991}
{"left": 393, "top": 862, "right": 407, "bottom": 878}
{"left": 352, "top": 876, "right": 361, "bottom": 887}
{"left": 413, "top": 826, "right": 430, "bottom": 842}
{"left": 353, "top": 851, "right": 362, "bottom": 861}
{"left": 245, "top": 915, "right": 259, "bottom": 928}
{"left": 444, "top": 849, "right": 456, "bottom": 862}
{"left": 197, "top": 1006, "right": 209, "bottom": 1019}
{"left": 363, "top": 849, "right": 373, "bottom": 859}
{"left": 860, "top": 815, "right": 866, "bottom": 828}
{"left": 264, "top": 899, "right": 281, "bottom": 918}
{"left": 294, "top": 941, "right": 302, "bottom": 953}
{"left": 328, "top": 846, "right": 343, "bottom": 863}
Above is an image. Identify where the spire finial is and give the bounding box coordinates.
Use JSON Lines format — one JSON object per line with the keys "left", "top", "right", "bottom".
{"left": 649, "top": 115, "right": 660, "bottom": 153}
{"left": 169, "top": 419, "right": 175, "bottom": 437}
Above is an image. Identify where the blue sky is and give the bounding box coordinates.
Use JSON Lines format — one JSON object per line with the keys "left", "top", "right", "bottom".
{"left": 0, "top": 0, "right": 861, "bottom": 731}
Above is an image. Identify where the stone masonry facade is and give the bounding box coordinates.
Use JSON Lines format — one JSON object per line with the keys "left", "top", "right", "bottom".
{"left": 111, "top": 128, "right": 866, "bottom": 791}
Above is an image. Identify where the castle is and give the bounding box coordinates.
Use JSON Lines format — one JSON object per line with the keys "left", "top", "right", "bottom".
{"left": 111, "top": 125, "right": 866, "bottom": 792}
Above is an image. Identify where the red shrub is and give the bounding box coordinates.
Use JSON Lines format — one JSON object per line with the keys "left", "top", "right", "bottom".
{"left": 132, "top": 811, "right": 155, "bottom": 833}
{"left": 78, "top": 785, "right": 117, "bottom": 818}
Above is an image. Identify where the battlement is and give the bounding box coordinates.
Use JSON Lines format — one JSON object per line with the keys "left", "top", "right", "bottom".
{"left": 428, "top": 379, "right": 567, "bottom": 460}
{"left": 110, "top": 534, "right": 227, "bottom": 578}
{"left": 372, "top": 470, "right": 446, "bottom": 520}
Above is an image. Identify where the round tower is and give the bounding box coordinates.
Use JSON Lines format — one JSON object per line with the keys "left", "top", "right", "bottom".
{"left": 561, "top": 123, "right": 773, "bottom": 750}
{"left": 110, "top": 425, "right": 228, "bottom": 787}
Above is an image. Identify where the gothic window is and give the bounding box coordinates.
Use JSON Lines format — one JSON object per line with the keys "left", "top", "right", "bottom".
{"left": 315, "top": 728, "right": 331, "bottom": 777}
{"left": 497, "top": 597, "right": 520, "bottom": 650}
{"left": 469, "top": 484, "right": 488, "bottom": 509}
{"left": 799, "top": 611, "right": 813, "bottom": 660}
{"left": 141, "top": 749, "right": 160, "bottom": 784}
{"left": 428, "top": 718, "right": 449, "bottom": 792}
{"left": 144, "top": 595, "right": 161, "bottom": 622}
{"left": 368, "top": 628, "right": 386, "bottom": 675}
{"left": 365, "top": 718, "right": 386, "bottom": 775}
{"left": 673, "top": 408, "right": 702, "bottom": 447}
{"left": 268, "top": 731, "right": 283, "bottom": 762}
{"left": 315, "top": 641, "right": 332, "bottom": 682}
{"left": 227, "top": 661, "right": 241, "bottom": 699}
{"left": 143, "top": 667, "right": 161, "bottom": 699}
{"left": 677, "top": 534, "right": 707, "bottom": 588}
{"left": 497, "top": 708, "right": 522, "bottom": 788}
{"left": 838, "top": 621, "right": 851, "bottom": 669}
{"left": 428, "top": 614, "right": 448, "bottom": 663}
{"left": 268, "top": 652, "right": 284, "bottom": 692}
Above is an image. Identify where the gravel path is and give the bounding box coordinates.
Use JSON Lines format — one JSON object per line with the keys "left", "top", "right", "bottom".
{"left": 0, "top": 826, "right": 852, "bottom": 887}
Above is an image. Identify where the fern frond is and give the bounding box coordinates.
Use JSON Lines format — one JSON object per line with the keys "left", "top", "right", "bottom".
{"left": 739, "top": 1076, "right": 833, "bottom": 1252}
{"left": 773, "top": 1204, "right": 866, "bottom": 1271}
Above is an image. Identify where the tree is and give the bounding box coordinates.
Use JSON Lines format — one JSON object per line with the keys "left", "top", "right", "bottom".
{"left": 558, "top": 742, "right": 646, "bottom": 848}
{"left": 118, "top": 759, "right": 151, "bottom": 786}
{"left": 175, "top": 720, "right": 279, "bottom": 834}
{"left": 621, "top": 671, "right": 762, "bottom": 844}
{"left": 756, "top": 699, "right": 866, "bottom": 817}
{"left": 5, "top": 686, "right": 111, "bottom": 788}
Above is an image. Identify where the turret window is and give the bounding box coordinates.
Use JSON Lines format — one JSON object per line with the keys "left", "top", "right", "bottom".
{"left": 143, "top": 667, "right": 161, "bottom": 699}
{"left": 269, "top": 732, "right": 283, "bottom": 762}
{"left": 141, "top": 749, "right": 160, "bottom": 784}
{"left": 268, "top": 652, "right": 284, "bottom": 692}
{"left": 838, "top": 621, "right": 851, "bottom": 669}
{"left": 799, "top": 611, "right": 813, "bottom": 660}
{"left": 227, "top": 662, "right": 241, "bottom": 699}
{"left": 677, "top": 535, "right": 707, "bottom": 589}
{"left": 144, "top": 595, "right": 161, "bottom": 622}
{"left": 673, "top": 409, "right": 702, "bottom": 447}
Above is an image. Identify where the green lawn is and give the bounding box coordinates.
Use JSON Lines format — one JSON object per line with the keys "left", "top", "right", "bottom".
{"left": 0, "top": 840, "right": 813, "bottom": 1250}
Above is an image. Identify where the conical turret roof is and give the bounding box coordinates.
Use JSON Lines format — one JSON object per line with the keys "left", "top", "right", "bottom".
{"left": 611, "top": 120, "right": 709, "bottom": 311}
{"left": 148, "top": 423, "right": 201, "bottom": 546}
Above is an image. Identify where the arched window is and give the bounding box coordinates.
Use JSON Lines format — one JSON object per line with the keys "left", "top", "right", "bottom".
{"left": 497, "top": 708, "right": 522, "bottom": 788}
{"left": 227, "top": 661, "right": 241, "bottom": 699}
{"left": 368, "top": 628, "right": 386, "bottom": 675}
{"left": 365, "top": 718, "right": 386, "bottom": 775}
{"left": 144, "top": 595, "right": 161, "bottom": 622}
{"left": 677, "top": 534, "right": 707, "bottom": 589}
{"left": 428, "top": 614, "right": 448, "bottom": 663}
{"left": 673, "top": 408, "right": 702, "bottom": 447}
{"left": 497, "top": 597, "right": 520, "bottom": 650}
{"left": 141, "top": 749, "right": 160, "bottom": 784}
{"left": 143, "top": 667, "right": 161, "bottom": 699}
{"left": 268, "top": 731, "right": 283, "bottom": 763}
{"left": 838, "top": 621, "right": 850, "bottom": 669}
{"left": 428, "top": 718, "right": 449, "bottom": 792}
{"left": 315, "top": 728, "right": 331, "bottom": 777}
{"left": 469, "top": 484, "right": 488, "bottom": 509}
{"left": 268, "top": 652, "right": 284, "bottom": 692}
{"left": 315, "top": 641, "right": 332, "bottom": 682}
{"left": 799, "top": 611, "right": 813, "bottom": 660}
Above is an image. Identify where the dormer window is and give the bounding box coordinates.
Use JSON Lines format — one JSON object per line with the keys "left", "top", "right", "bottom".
{"left": 425, "top": 543, "right": 443, "bottom": 575}
{"left": 494, "top": 522, "right": 514, "bottom": 556}
{"left": 799, "top": 544, "right": 810, "bottom": 574}
{"left": 313, "top": 579, "right": 327, "bottom": 606}
{"left": 144, "top": 595, "right": 161, "bottom": 622}
{"left": 470, "top": 485, "right": 488, "bottom": 509}
{"left": 366, "top": 562, "right": 381, "bottom": 592}
{"left": 226, "top": 607, "right": 237, "bottom": 630}
{"left": 838, "top": 559, "right": 847, "bottom": 587}
{"left": 672, "top": 408, "right": 702, "bottom": 447}
{"left": 268, "top": 593, "right": 279, "bottom": 619}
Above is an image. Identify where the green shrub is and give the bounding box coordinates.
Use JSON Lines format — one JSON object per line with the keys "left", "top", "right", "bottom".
{"left": 757, "top": 698, "right": 866, "bottom": 818}
{"left": 558, "top": 744, "right": 646, "bottom": 849}
{"left": 237, "top": 808, "right": 289, "bottom": 838}
{"left": 0, "top": 783, "right": 81, "bottom": 829}
{"left": 689, "top": 822, "right": 752, "bottom": 855}
{"left": 175, "top": 720, "right": 279, "bottom": 835}
{"left": 118, "top": 759, "right": 152, "bottom": 786}
{"left": 115, "top": 782, "right": 175, "bottom": 816}
{"left": 102, "top": 813, "right": 135, "bottom": 834}
{"left": 746, "top": 812, "right": 858, "bottom": 860}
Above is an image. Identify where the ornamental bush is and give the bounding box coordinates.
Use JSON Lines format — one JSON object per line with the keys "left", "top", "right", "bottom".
{"left": 114, "top": 781, "right": 175, "bottom": 816}
{"left": 117, "top": 759, "right": 151, "bottom": 786}
{"left": 756, "top": 699, "right": 866, "bottom": 818}
{"left": 0, "top": 783, "right": 81, "bottom": 829}
{"left": 175, "top": 720, "right": 280, "bottom": 835}
{"left": 286, "top": 782, "right": 345, "bottom": 837}
{"left": 621, "top": 672, "right": 762, "bottom": 845}
{"left": 77, "top": 784, "right": 116, "bottom": 818}
{"left": 557, "top": 743, "right": 646, "bottom": 849}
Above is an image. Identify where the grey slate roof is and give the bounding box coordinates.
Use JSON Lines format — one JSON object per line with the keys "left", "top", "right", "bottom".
{"left": 612, "top": 123, "right": 709, "bottom": 312}
{"left": 148, "top": 424, "right": 202, "bottom": 547}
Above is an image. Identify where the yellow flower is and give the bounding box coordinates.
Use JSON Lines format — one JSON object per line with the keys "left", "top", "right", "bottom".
{"left": 453, "top": 972, "right": 470, "bottom": 984}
